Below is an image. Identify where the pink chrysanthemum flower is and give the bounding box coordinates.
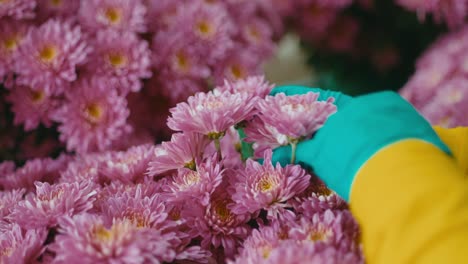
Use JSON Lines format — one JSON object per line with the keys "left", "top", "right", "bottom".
{"left": 230, "top": 221, "right": 289, "bottom": 264}
{"left": 0, "top": 0, "right": 35, "bottom": 19}
{"left": 93, "top": 182, "right": 164, "bottom": 218}
{"left": 289, "top": 175, "right": 347, "bottom": 213}
{"left": 99, "top": 144, "right": 154, "bottom": 184}
{"left": 239, "top": 18, "right": 276, "bottom": 60}
{"left": 294, "top": 193, "right": 347, "bottom": 216}
{"left": 267, "top": 0, "right": 297, "bottom": 17}
{"left": 98, "top": 185, "right": 210, "bottom": 263}
{"left": 15, "top": 19, "right": 90, "bottom": 95}
{"left": 400, "top": 55, "right": 455, "bottom": 109}
{"left": 6, "top": 83, "right": 57, "bottom": 131}
{"left": 99, "top": 187, "right": 182, "bottom": 262}
{"left": 417, "top": 77, "right": 468, "bottom": 127}
{"left": 324, "top": 15, "right": 360, "bottom": 53}
{"left": 10, "top": 181, "right": 97, "bottom": 229}
{"left": 289, "top": 210, "right": 361, "bottom": 253}
{"left": 52, "top": 76, "right": 131, "bottom": 153}
{"left": 0, "top": 157, "right": 65, "bottom": 191}
{"left": 294, "top": 3, "right": 339, "bottom": 42}
{"left": 203, "top": 126, "right": 244, "bottom": 168}
{"left": 145, "top": 0, "right": 180, "bottom": 32}
{"left": 171, "top": 1, "right": 235, "bottom": 63}
{"left": 258, "top": 92, "right": 337, "bottom": 140}
{"left": 229, "top": 150, "right": 310, "bottom": 218}
{"left": 265, "top": 240, "right": 363, "bottom": 264}
{"left": 0, "top": 160, "right": 15, "bottom": 176}
{"left": 400, "top": 25, "right": 468, "bottom": 127}
{"left": 244, "top": 116, "right": 289, "bottom": 158}
{"left": 216, "top": 75, "right": 274, "bottom": 99}
{"left": 213, "top": 50, "right": 262, "bottom": 85}
{"left": 152, "top": 31, "right": 211, "bottom": 79}
{"left": 100, "top": 185, "right": 172, "bottom": 230}
{"left": 0, "top": 189, "right": 25, "bottom": 219}
{"left": 86, "top": 30, "right": 151, "bottom": 94}
{"left": 397, "top": 0, "right": 467, "bottom": 29}
{"left": 51, "top": 214, "right": 153, "bottom": 263}
{"left": 35, "top": 0, "right": 80, "bottom": 22}
{"left": 0, "top": 19, "right": 29, "bottom": 80}
{"left": 152, "top": 72, "right": 207, "bottom": 104}
{"left": 0, "top": 224, "right": 47, "bottom": 264}
{"left": 167, "top": 90, "right": 257, "bottom": 138}
{"left": 79, "top": 0, "right": 147, "bottom": 33}
{"left": 185, "top": 192, "right": 251, "bottom": 258}
{"left": 59, "top": 153, "right": 106, "bottom": 185}
{"left": 163, "top": 154, "right": 224, "bottom": 205}
{"left": 147, "top": 132, "right": 210, "bottom": 177}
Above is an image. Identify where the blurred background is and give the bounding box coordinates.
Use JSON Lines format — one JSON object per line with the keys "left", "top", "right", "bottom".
{"left": 0, "top": 0, "right": 465, "bottom": 162}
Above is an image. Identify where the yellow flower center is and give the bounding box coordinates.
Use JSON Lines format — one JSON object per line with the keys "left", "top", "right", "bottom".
{"left": 105, "top": 7, "right": 122, "bottom": 25}
{"left": 183, "top": 159, "right": 196, "bottom": 170}
{"left": 261, "top": 246, "right": 272, "bottom": 259}
{"left": 257, "top": 174, "right": 279, "bottom": 193}
{"left": 259, "top": 179, "right": 273, "bottom": 192}
{"left": 0, "top": 0, "right": 11, "bottom": 3}
{"left": 213, "top": 200, "right": 231, "bottom": 222}
{"left": 94, "top": 226, "right": 113, "bottom": 242}
{"left": 229, "top": 64, "right": 245, "bottom": 79}
{"left": 50, "top": 0, "right": 62, "bottom": 6}
{"left": 174, "top": 51, "right": 190, "bottom": 72}
{"left": 195, "top": 20, "right": 214, "bottom": 38}
{"left": 39, "top": 45, "right": 58, "bottom": 63}
{"left": 3, "top": 37, "right": 18, "bottom": 51}
{"left": 107, "top": 53, "right": 127, "bottom": 68}
{"left": 310, "top": 231, "right": 326, "bottom": 241}
{"left": 30, "top": 90, "right": 46, "bottom": 104}
{"left": 169, "top": 208, "right": 181, "bottom": 221}
{"left": 84, "top": 103, "right": 104, "bottom": 124}
{"left": 248, "top": 25, "right": 261, "bottom": 42}
{"left": 309, "top": 225, "right": 332, "bottom": 242}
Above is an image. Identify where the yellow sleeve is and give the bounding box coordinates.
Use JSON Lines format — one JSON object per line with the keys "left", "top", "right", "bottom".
{"left": 350, "top": 139, "right": 468, "bottom": 264}
{"left": 433, "top": 126, "right": 468, "bottom": 176}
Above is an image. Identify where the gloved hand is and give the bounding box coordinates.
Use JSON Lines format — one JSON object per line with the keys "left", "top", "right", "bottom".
{"left": 270, "top": 86, "right": 451, "bottom": 201}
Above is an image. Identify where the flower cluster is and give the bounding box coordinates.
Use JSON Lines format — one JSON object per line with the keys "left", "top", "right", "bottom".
{"left": 396, "top": 0, "right": 467, "bottom": 29}
{"left": 0, "top": 0, "right": 278, "bottom": 157}
{"left": 0, "top": 77, "right": 363, "bottom": 263}
{"left": 400, "top": 25, "right": 468, "bottom": 127}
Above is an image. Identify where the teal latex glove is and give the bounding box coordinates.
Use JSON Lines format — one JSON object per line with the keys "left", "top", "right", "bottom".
{"left": 270, "top": 86, "right": 451, "bottom": 201}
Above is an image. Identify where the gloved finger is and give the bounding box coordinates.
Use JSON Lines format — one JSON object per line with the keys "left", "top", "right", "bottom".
{"left": 271, "top": 144, "right": 293, "bottom": 167}
{"left": 270, "top": 85, "right": 353, "bottom": 108}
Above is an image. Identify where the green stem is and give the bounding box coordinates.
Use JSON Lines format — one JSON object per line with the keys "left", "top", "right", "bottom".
{"left": 290, "top": 141, "right": 297, "bottom": 164}
{"left": 214, "top": 138, "right": 222, "bottom": 160}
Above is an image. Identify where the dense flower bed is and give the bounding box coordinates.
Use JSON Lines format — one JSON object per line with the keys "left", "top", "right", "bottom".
{"left": 0, "top": 0, "right": 280, "bottom": 160}
{"left": 0, "top": 77, "right": 363, "bottom": 263}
